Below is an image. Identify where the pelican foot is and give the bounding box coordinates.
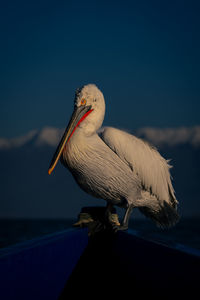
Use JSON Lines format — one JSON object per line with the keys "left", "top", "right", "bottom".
{"left": 74, "top": 206, "right": 123, "bottom": 236}
{"left": 108, "top": 213, "right": 120, "bottom": 227}
{"left": 117, "top": 224, "right": 128, "bottom": 231}
{"left": 110, "top": 224, "right": 128, "bottom": 232}
{"left": 73, "top": 212, "right": 94, "bottom": 227}
{"left": 87, "top": 220, "right": 106, "bottom": 236}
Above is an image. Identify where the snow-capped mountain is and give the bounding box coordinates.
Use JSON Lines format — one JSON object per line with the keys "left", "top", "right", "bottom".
{"left": 1, "top": 126, "right": 200, "bottom": 150}
{"left": 137, "top": 126, "right": 200, "bottom": 148}
{"left": 0, "top": 127, "right": 64, "bottom": 149}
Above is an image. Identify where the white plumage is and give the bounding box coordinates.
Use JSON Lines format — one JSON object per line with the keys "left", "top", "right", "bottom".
{"left": 101, "top": 127, "right": 177, "bottom": 207}
{"left": 49, "top": 84, "right": 179, "bottom": 230}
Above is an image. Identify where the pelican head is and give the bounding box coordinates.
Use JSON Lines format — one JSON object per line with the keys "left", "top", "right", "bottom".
{"left": 48, "top": 84, "right": 105, "bottom": 175}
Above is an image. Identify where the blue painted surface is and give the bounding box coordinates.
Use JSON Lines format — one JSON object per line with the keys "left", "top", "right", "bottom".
{"left": 60, "top": 229, "right": 200, "bottom": 298}
{"left": 128, "top": 229, "right": 200, "bottom": 258}
{"left": 0, "top": 228, "right": 88, "bottom": 300}
{"left": 1, "top": 227, "right": 200, "bottom": 299}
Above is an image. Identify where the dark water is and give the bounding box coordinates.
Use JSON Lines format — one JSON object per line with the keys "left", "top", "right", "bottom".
{"left": 129, "top": 218, "right": 200, "bottom": 251}
{"left": 0, "top": 218, "right": 200, "bottom": 251}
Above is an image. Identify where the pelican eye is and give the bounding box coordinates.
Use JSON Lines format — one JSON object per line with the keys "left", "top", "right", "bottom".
{"left": 81, "top": 98, "right": 87, "bottom": 106}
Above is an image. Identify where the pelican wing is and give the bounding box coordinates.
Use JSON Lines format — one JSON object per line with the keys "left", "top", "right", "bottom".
{"left": 99, "top": 127, "right": 178, "bottom": 207}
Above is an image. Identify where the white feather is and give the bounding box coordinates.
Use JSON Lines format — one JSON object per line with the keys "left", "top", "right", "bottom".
{"left": 100, "top": 127, "right": 178, "bottom": 208}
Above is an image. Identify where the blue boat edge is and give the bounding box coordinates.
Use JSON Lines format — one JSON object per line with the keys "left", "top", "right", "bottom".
{"left": 0, "top": 227, "right": 200, "bottom": 299}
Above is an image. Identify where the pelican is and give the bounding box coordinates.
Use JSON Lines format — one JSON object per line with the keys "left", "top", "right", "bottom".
{"left": 48, "top": 84, "right": 179, "bottom": 231}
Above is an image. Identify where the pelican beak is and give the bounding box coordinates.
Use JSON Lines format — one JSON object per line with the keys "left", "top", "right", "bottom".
{"left": 48, "top": 105, "right": 93, "bottom": 175}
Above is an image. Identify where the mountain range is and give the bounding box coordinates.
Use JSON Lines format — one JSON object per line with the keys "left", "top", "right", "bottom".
{"left": 1, "top": 126, "right": 200, "bottom": 149}
{"left": 0, "top": 126, "right": 200, "bottom": 219}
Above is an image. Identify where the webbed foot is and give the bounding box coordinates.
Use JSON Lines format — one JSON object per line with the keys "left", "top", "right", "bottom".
{"left": 87, "top": 220, "right": 106, "bottom": 236}
{"left": 108, "top": 223, "right": 128, "bottom": 233}
{"left": 73, "top": 212, "right": 94, "bottom": 227}
{"left": 74, "top": 206, "right": 123, "bottom": 235}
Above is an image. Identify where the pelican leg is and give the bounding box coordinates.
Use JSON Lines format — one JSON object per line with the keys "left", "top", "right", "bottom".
{"left": 117, "top": 204, "right": 134, "bottom": 231}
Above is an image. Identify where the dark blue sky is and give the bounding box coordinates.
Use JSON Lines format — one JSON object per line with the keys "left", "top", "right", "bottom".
{"left": 1, "top": 0, "right": 200, "bottom": 138}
